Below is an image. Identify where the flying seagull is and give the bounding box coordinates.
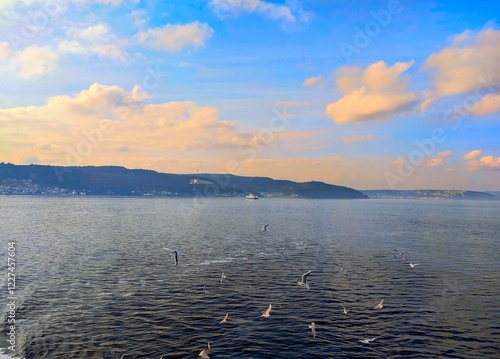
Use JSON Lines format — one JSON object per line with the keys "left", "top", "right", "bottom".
{"left": 261, "top": 304, "right": 272, "bottom": 318}
{"left": 297, "top": 270, "right": 312, "bottom": 289}
{"left": 341, "top": 305, "right": 349, "bottom": 314}
{"left": 333, "top": 263, "right": 349, "bottom": 277}
{"left": 220, "top": 272, "right": 226, "bottom": 283}
{"left": 359, "top": 338, "right": 376, "bottom": 344}
{"left": 309, "top": 322, "right": 316, "bottom": 338}
{"left": 409, "top": 261, "right": 420, "bottom": 268}
{"left": 199, "top": 342, "right": 210, "bottom": 359}
{"left": 172, "top": 249, "right": 179, "bottom": 266}
{"left": 220, "top": 313, "right": 229, "bottom": 324}
{"left": 262, "top": 224, "right": 269, "bottom": 231}
{"left": 374, "top": 299, "right": 384, "bottom": 310}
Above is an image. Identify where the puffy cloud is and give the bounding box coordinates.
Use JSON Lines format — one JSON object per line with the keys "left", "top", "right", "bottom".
{"left": 422, "top": 28, "right": 500, "bottom": 99}
{"left": 136, "top": 21, "right": 213, "bottom": 52}
{"left": 325, "top": 61, "right": 418, "bottom": 124}
{"left": 462, "top": 150, "right": 500, "bottom": 170}
{"left": 424, "top": 150, "right": 452, "bottom": 167}
{"left": 59, "top": 22, "right": 127, "bottom": 61}
{"left": 210, "top": 0, "right": 297, "bottom": 22}
{"left": 458, "top": 93, "right": 500, "bottom": 117}
{"left": 463, "top": 149, "right": 481, "bottom": 161}
{"left": 0, "top": 83, "right": 259, "bottom": 167}
{"left": 303, "top": 76, "right": 324, "bottom": 87}
{"left": 11, "top": 45, "right": 59, "bottom": 78}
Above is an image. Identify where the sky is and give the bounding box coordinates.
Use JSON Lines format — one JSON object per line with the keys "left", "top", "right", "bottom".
{"left": 0, "top": 0, "right": 499, "bottom": 191}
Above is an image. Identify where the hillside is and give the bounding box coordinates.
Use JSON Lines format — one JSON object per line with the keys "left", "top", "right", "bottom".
{"left": 0, "top": 163, "right": 368, "bottom": 199}
{"left": 361, "top": 189, "right": 498, "bottom": 200}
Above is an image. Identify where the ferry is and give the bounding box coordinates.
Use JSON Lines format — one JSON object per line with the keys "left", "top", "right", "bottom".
{"left": 245, "top": 193, "right": 259, "bottom": 199}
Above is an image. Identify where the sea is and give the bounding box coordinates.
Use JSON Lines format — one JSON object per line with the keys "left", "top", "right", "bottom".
{"left": 0, "top": 196, "right": 499, "bottom": 359}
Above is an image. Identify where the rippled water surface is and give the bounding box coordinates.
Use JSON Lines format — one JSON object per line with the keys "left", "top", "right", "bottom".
{"left": 1, "top": 197, "right": 499, "bottom": 358}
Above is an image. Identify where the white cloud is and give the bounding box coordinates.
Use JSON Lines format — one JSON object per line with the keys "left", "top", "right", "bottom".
{"left": 0, "top": 41, "right": 11, "bottom": 60}
{"left": 11, "top": 45, "right": 59, "bottom": 78}
{"left": 210, "top": 0, "right": 299, "bottom": 23}
{"left": 136, "top": 21, "right": 213, "bottom": 52}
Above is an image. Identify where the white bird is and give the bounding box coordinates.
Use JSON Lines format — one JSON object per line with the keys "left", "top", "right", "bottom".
{"left": 374, "top": 299, "right": 384, "bottom": 309}
{"left": 171, "top": 249, "right": 179, "bottom": 266}
{"left": 309, "top": 322, "right": 316, "bottom": 338}
{"left": 297, "top": 270, "right": 312, "bottom": 289}
{"left": 341, "top": 305, "right": 349, "bottom": 314}
{"left": 220, "top": 313, "right": 229, "bottom": 324}
{"left": 359, "top": 337, "right": 376, "bottom": 344}
{"left": 220, "top": 272, "right": 226, "bottom": 283}
{"left": 261, "top": 224, "right": 269, "bottom": 231}
{"left": 261, "top": 304, "right": 272, "bottom": 318}
{"left": 199, "top": 342, "right": 210, "bottom": 359}
{"left": 409, "top": 261, "right": 420, "bottom": 268}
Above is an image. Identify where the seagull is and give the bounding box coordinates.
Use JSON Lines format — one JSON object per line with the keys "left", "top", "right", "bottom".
{"left": 220, "top": 313, "right": 229, "bottom": 324}
{"left": 309, "top": 322, "right": 316, "bottom": 338}
{"left": 261, "top": 224, "right": 269, "bottom": 231}
{"left": 199, "top": 342, "right": 210, "bottom": 359}
{"left": 409, "top": 261, "right": 420, "bottom": 268}
{"left": 297, "top": 270, "right": 312, "bottom": 289}
{"left": 261, "top": 304, "right": 272, "bottom": 318}
{"left": 374, "top": 299, "right": 384, "bottom": 310}
{"left": 359, "top": 338, "right": 376, "bottom": 344}
{"left": 220, "top": 272, "right": 226, "bottom": 283}
{"left": 172, "top": 249, "right": 179, "bottom": 266}
{"left": 341, "top": 305, "right": 349, "bottom": 314}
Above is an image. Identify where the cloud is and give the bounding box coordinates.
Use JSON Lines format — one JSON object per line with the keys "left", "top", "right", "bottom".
{"left": 0, "top": 83, "right": 261, "bottom": 167}
{"left": 424, "top": 150, "right": 452, "bottom": 167}
{"left": 210, "top": 0, "right": 297, "bottom": 22}
{"left": 325, "top": 61, "right": 418, "bottom": 124}
{"left": 457, "top": 93, "right": 500, "bottom": 117}
{"left": 59, "top": 22, "right": 127, "bottom": 61}
{"left": 422, "top": 27, "right": 500, "bottom": 99}
{"left": 463, "top": 149, "right": 481, "bottom": 161}
{"left": 11, "top": 45, "right": 59, "bottom": 78}
{"left": 0, "top": 41, "right": 11, "bottom": 61}
{"left": 462, "top": 149, "right": 500, "bottom": 170}
{"left": 303, "top": 75, "right": 324, "bottom": 87}
{"left": 136, "top": 21, "right": 213, "bottom": 52}
{"left": 342, "top": 134, "right": 374, "bottom": 144}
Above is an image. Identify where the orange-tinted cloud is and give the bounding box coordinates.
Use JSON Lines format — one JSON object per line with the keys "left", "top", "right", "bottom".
{"left": 422, "top": 28, "right": 500, "bottom": 98}
{"left": 303, "top": 76, "right": 324, "bottom": 87}
{"left": 341, "top": 134, "right": 374, "bottom": 144}
{"left": 462, "top": 149, "right": 500, "bottom": 170}
{"left": 135, "top": 21, "right": 213, "bottom": 52}
{"left": 325, "top": 61, "right": 418, "bottom": 124}
{"left": 424, "top": 150, "right": 452, "bottom": 167}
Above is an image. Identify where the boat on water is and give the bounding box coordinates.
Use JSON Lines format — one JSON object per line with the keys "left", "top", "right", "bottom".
{"left": 245, "top": 193, "right": 259, "bottom": 199}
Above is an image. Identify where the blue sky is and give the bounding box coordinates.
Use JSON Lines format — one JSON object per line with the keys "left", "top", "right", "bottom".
{"left": 0, "top": 0, "right": 499, "bottom": 190}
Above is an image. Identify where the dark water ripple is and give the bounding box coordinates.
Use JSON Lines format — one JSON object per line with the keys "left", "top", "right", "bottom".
{"left": 1, "top": 197, "right": 499, "bottom": 358}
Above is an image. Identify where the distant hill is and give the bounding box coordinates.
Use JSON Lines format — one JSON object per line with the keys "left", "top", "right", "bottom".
{"left": 361, "top": 189, "right": 498, "bottom": 200}
{"left": 0, "top": 163, "right": 368, "bottom": 199}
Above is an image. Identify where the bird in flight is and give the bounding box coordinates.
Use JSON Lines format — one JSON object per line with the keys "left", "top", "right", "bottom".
{"left": 409, "top": 261, "right": 420, "bottom": 268}
{"left": 359, "top": 338, "right": 376, "bottom": 344}
{"left": 220, "top": 272, "right": 226, "bottom": 283}
{"left": 261, "top": 304, "right": 272, "bottom": 318}
{"left": 220, "top": 313, "right": 229, "bottom": 324}
{"left": 341, "top": 305, "right": 349, "bottom": 314}
{"left": 297, "top": 270, "right": 312, "bottom": 289}
{"left": 262, "top": 224, "right": 269, "bottom": 231}
{"left": 309, "top": 322, "right": 316, "bottom": 338}
{"left": 172, "top": 249, "right": 179, "bottom": 266}
{"left": 374, "top": 299, "right": 384, "bottom": 310}
{"left": 199, "top": 342, "right": 210, "bottom": 359}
